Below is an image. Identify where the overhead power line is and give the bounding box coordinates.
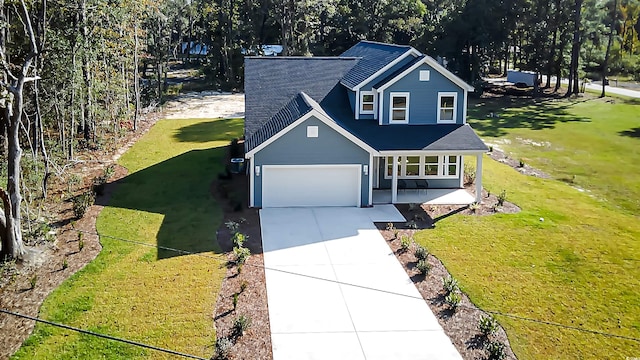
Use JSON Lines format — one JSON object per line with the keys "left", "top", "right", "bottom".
{"left": 0, "top": 308, "right": 210, "bottom": 360}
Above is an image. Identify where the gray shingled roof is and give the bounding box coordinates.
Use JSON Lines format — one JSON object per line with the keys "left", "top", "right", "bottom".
{"left": 340, "top": 41, "right": 414, "bottom": 90}
{"left": 245, "top": 92, "right": 313, "bottom": 152}
{"left": 244, "top": 57, "right": 358, "bottom": 142}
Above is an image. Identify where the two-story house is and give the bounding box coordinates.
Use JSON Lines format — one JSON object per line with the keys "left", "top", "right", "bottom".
{"left": 244, "top": 41, "right": 488, "bottom": 208}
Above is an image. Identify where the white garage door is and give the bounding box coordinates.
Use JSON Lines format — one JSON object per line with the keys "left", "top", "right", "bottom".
{"left": 262, "top": 165, "right": 361, "bottom": 207}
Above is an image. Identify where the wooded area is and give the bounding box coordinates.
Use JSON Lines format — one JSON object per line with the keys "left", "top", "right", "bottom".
{"left": 0, "top": 0, "right": 639, "bottom": 259}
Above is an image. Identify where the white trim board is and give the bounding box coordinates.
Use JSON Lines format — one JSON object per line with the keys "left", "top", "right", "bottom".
{"left": 245, "top": 109, "right": 378, "bottom": 158}
{"left": 375, "top": 55, "right": 474, "bottom": 93}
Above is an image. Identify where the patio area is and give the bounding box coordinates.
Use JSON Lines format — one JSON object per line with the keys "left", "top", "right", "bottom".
{"left": 372, "top": 188, "right": 475, "bottom": 205}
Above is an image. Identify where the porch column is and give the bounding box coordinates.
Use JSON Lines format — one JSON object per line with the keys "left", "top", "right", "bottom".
{"left": 391, "top": 155, "right": 398, "bottom": 203}
{"left": 476, "top": 153, "right": 483, "bottom": 203}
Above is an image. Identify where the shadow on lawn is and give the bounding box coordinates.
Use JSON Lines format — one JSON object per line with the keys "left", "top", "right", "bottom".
{"left": 468, "top": 97, "right": 591, "bottom": 137}
{"left": 97, "top": 147, "right": 227, "bottom": 259}
{"left": 172, "top": 118, "right": 244, "bottom": 143}
{"left": 619, "top": 127, "right": 640, "bottom": 139}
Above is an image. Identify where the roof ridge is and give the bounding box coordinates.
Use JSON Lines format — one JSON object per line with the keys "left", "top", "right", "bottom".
{"left": 245, "top": 56, "right": 360, "bottom": 60}
{"left": 358, "top": 40, "right": 413, "bottom": 48}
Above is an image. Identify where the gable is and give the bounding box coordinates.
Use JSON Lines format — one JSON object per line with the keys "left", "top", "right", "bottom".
{"left": 375, "top": 55, "right": 474, "bottom": 92}
{"left": 251, "top": 115, "right": 371, "bottom": 165}
{"left": 246, "top": 106, "right": 377, "bottom": 158}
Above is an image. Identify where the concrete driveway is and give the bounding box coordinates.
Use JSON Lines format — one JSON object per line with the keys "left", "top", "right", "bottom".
{"left": 260, "top": 205, "right": 462, "bottom": 360}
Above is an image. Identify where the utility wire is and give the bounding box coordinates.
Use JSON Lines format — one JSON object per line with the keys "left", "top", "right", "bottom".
{"left": 0, "top": 308, "right": 209, "bottom": 360}
{"left": 17, "top": 218, "right": 640, "bottom": 344}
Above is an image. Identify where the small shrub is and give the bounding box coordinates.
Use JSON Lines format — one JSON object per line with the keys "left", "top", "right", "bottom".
{"left": 518, "top": 159, "right": 525, "bottom": 168}
{"left": 240, "top": 281, "right": 248, "bottom": 293}
{"left": 232, "top": 293, "right": 239, "bottom": 310}
{"left": 62, "top": 258, "right": 68, "bottom": 270}
{"left": 469, "top": 202, "right": 480, "bottom": 213}
{"left": 214, "top": 336, "right": 233, "bottom": 360}
{"left": 489, "top": 145, "right": 493, "bottom": 152}
{"left": 233, "top": 246, "right": 250, "bottom": 265}
{"left": 393, "top": 229, "right": 399, "bottom": 239}
{"left": 406, "top": 220, "right": 418, "bottom": 229}
{"left": 225, "top": 220, "right": 241, "bottom": 234}
{"left": 464, "top": 163, "right": 476, "bottom": 185}
{"left": 103, "top": 165, "right": 115, "bottom": 180}
{"left": 232, "top": 232, "right": 247, "bottom": 247}
{"left": 414, "top": 245, "right": 429, "bottom": 261}
{"left": 72, "top": 192, "right": 95, "bottom": 219}
{"left": 416, "top": 259, "right": 431, "bottom": 276}
{"left": 442, "top": 276, "right": 459, "bottom": 295}
{"left": 233, "top": 314, "right": 251, "bottom": 337}
{"left": 445, "top": 292, "right": 461, "bottom": 310}
{"left": 67, "top": 173, "right": 83, "bottom": 194}
{"left": 484, "top": 340, "right": 507, "bottom": 360}
{"left": 479, "top": 315, "right": 499, "bottom": 337}
{"left": 29, "top": 274, "right": 37, "bottom": 289}
{"left": 399, "top": 235, "right": 411, "bottom": 252}
{"left": 78, "top": 233, "right": 84, "bottom": 251}
{"left": 92, "top": 175, "right": 107, "bottom": 196}
{"left": 497, "top": 190, "right": 507, "bottom": 207}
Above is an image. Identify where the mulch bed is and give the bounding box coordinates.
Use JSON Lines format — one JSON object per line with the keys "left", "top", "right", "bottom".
{"left": 378, "top": 201, "right": 519, "bottom": 360}
{"left": 0, "top": 114, "right": 160, "bottom": 359}
{"left": 487, "top": 148, "right": 552, "bottom": 179}
{"left": 211, "top": 172, "right": 272, "bottom": 360}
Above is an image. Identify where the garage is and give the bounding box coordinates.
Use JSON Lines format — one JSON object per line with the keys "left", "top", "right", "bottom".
{"left": 261, "top": 165, "right": 361, "bottom": 207}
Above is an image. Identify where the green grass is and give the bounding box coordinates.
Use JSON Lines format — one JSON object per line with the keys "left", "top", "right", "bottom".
{"left": 13, "top": 117, "right": 243, "bottom": 359}
{"left": 469, "top": 95, "right": 640, "bottom": 214}
{"left": 415, "top": 96, "right": 640, "bottom": 359}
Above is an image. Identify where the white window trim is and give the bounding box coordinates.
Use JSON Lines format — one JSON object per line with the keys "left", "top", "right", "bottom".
{"left": 384, "top": 155, "right": 460, "bottom": 179}
{"left": 389, "top": 92, "right": 410, "bottom": 124}
{"left": 437, "top": 92, "right": 458, "bottom": 124}
{"left": 359, "top": 91, "right": 376, "bottom": 115}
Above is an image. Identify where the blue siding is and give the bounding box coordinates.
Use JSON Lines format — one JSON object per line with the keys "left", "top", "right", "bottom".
{"left": 381, "top": 64, "right": 465, "bottom": 125}
{"left": 252, "top": 116, "right": 371, "bottom": 207}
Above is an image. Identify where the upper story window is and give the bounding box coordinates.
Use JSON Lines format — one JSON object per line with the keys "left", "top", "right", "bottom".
{"left": 360, "top": 91, "right": 375, "bottom": 114}
{"left": 390, "top": 92, "right": 410, "bottom": 124}
{"left": 438, "top": 92, "right": 457, "bottom": 123}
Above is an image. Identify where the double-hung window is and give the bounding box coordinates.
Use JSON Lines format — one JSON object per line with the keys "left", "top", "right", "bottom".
{"left": 437, "top": 92, "right": 457, "bottom": 123}
{"left": 389, "top": 92, "right": 409, "bottom": 124}
{"left": 385, "top": 155, "right": 460, "bottom": 179}
{"left": 360, "top": 91, "right": 375, "bottom": 114}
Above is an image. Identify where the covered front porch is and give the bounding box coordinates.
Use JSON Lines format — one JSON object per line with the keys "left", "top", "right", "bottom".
{"left": 372, "top": 188, "right": 475, "bottom": 205}
{"left": 371, "top": 152, "right": 484, "bottom": 205}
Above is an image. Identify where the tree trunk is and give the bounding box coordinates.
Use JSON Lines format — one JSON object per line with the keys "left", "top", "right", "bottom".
{"left": 133, "top": 21, "right": 140, "bottom": 131}
{"left": 80, "top": 0, "right": 92, "bottom": 141}
{"left": 3, "top": 87, "right": 26, "bottom": 259}
{"left": 601, "top": 0, "right": 618, "bottom": 98}
{"left": 569, "top": 0, "right": 583, "bottom": 96}
{"left": 546, "top": 29, "right": 557, "bottom": 88}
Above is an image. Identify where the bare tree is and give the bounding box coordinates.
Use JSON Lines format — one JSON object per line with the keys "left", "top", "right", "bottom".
{"left": 0, "top": 0, "right": 42, "bottom": 259}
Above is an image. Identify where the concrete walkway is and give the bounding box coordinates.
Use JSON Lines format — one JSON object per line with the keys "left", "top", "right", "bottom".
{"left": 260, "top": 206, "right": 463, "bottom": 360}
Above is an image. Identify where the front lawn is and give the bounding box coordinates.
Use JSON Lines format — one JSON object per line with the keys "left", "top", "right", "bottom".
{"left": 468, "top": 95, "right": 640, "bottom": 214}
{"left": 13, "top": 118, "right": 243, "bottom": 359}
{"left": 415, "top": 95, "right": 640, "bottom": 359}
